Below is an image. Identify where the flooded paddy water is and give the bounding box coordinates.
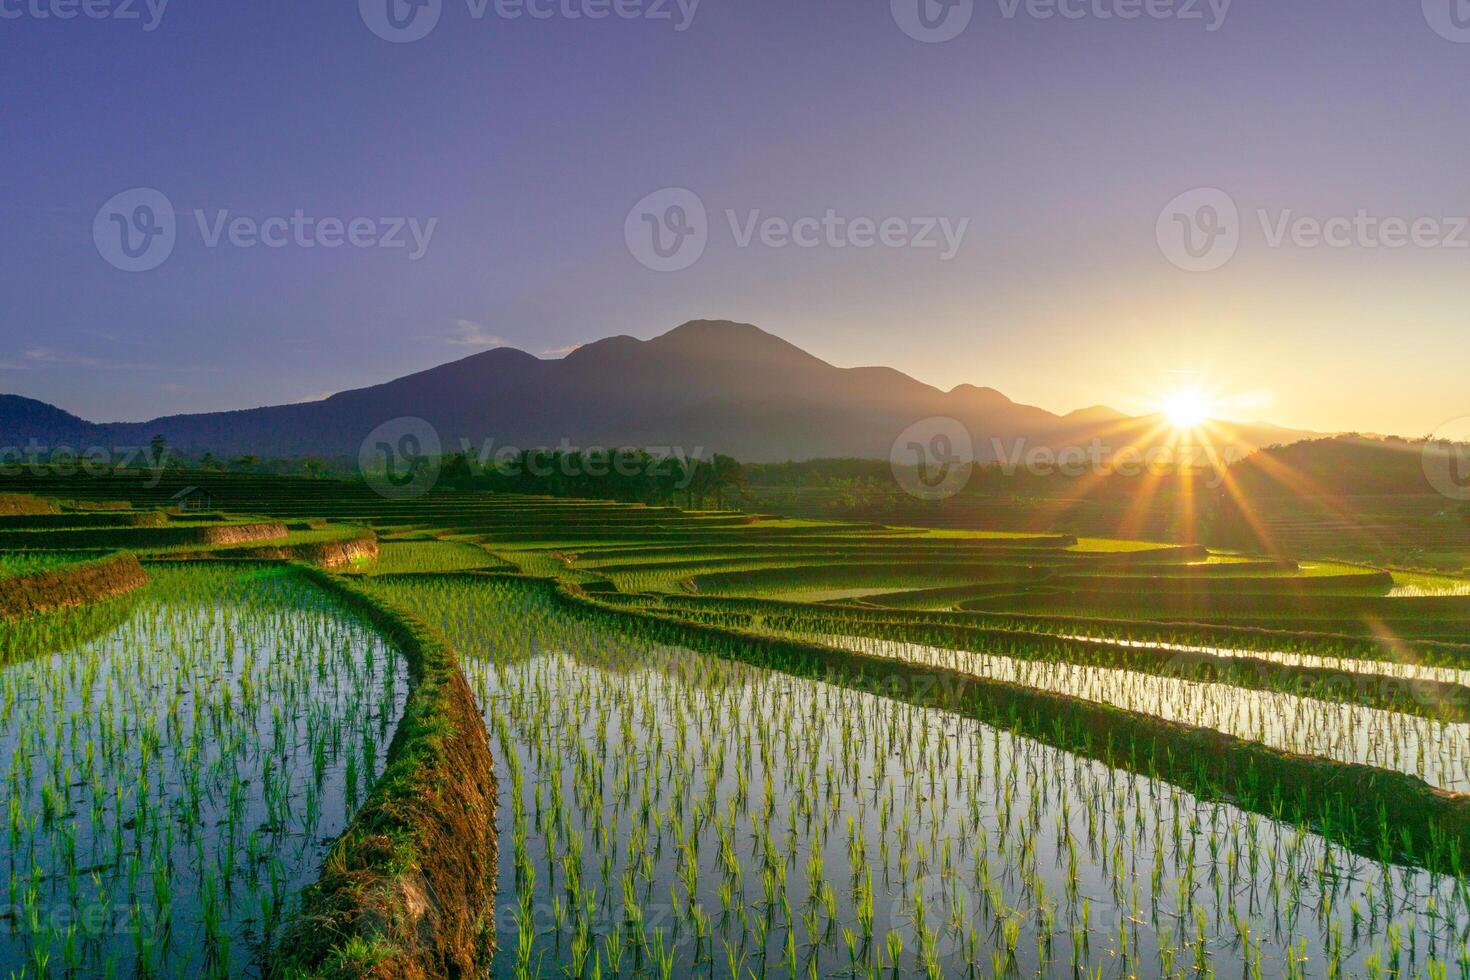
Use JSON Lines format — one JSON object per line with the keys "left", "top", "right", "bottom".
{"left": 376, "top": 575, "right": 1470, "bottom": 979}
{"left": 0, "top": 566, "right": 408, "bottom": 978}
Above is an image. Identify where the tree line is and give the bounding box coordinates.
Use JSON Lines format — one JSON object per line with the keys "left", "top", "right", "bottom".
{"left": 435, "top": 449, "right": 747, "bottom": 508}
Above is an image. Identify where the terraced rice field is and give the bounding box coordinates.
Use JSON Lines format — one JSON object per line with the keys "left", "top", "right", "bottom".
{"left": 362, "top": 539, "right": 506, "bottom": 575}
{"left": 0, "top": 566, "right": 406, "bottom": 977}
{"left": 1, "top": 474, "right": 1469, "bottom": 976}
{"left": 378, "top": 574, "right": 1470, "bottom": 979}
{"left": 0, "top": 553, "right": 93, "bottom": 582}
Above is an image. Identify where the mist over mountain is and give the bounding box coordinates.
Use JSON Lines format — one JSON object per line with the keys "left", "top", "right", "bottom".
{"left": 0, "top": 320, "right": 1314, "bottom": 462}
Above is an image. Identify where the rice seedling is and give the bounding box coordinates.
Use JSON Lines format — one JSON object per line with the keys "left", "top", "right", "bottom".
{"left": 4, "top": 488, "right": 1466, "bottom": 976}
{"left": 788, "top": 632, "right": 1470, "bottom": 790}
{"left": 0, "top": 565, "right": 407, "bottom": 976}
{"left": 360, "top": 539, "right": 506, "bottom": 575}
{"left": 372, "top": 572, "right": 1468, "bottom": 978}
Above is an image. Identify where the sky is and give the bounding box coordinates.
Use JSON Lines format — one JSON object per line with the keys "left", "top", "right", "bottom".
{"left": 2, "top": 0, "right": 1468, "bottom": 438}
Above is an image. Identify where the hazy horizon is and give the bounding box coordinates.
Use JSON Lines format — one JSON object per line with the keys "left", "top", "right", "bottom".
{"left": 3, "top": 318, "right": 1337, "bottom": 437}
{"left": 5, "top": 1, "right": 1469, "bottom": 438}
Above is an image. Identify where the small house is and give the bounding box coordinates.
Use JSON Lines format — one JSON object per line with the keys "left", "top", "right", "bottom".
{"left": 172, "top": 486, "right": 214, "bottom": 513}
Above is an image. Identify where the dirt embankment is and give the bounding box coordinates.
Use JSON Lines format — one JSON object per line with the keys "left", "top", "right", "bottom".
{"left": 0, "top": 521, "right": 289, "bottom": 550}
{"left": 199, "top": 521, "right": 291, "bottom": 545}
{"left": 272, "top": 569, "right": 497, "bottom": 979}
{"left": 0, "top": 494, "right": 58, "bottom": 516}
{"left": 258, "top": 533, "right": 379, "bottom": 569}
{"left": 0, "top": 553, "right": 149, "bottom": 620}
{"left": 180, "top": 533, "right": 380, "bottom": 569}
{"left": 0, "top": 510, "right": 167, "bottom": 530}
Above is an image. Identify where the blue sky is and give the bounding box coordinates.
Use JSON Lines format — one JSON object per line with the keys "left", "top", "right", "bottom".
{"left": 3, "top": 0, "right": 1469, "bottom": 436}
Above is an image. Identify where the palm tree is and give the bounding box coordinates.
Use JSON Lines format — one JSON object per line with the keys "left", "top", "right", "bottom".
{"left": 710, "top": 454, "right": 746, "bottom": 510}
{"left": 684, "top": 460, "right": 712, "bottom": 510}
{"left": 148, "top": 435, "right": 172, "bottom": 471}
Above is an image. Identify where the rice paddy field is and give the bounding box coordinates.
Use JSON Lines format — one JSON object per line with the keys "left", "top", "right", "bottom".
{"left": 0, "top": 553, "right": 93, "bottom": 582}
{"left": 1, "top": 472, "right": 1469, "bottom": 977}
{"left": 376, "top": 574, "right": 1470, "bottom": 979}
{"left": 0, "top": 565, "right": 406, "bottom": 977}
{"left": 360, "top": 539, "right": 508, "bottom": 575}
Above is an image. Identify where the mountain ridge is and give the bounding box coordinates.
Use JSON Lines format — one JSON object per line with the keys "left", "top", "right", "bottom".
{"left": 0, "top": 320, "right": 1317, "bottom": 462}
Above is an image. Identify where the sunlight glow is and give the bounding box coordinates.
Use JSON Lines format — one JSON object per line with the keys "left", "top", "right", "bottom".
{"left": 1161, "top": 388, "right": 1212, "bottom": 430}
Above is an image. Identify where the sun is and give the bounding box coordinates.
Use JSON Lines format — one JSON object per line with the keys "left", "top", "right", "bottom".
{"left": 1161, "top": 388, "right": 1212, "bottom": 430}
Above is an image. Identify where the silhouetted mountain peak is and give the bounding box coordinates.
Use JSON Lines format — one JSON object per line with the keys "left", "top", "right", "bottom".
{"left": 1064, "top": 404, "right": 1128, "bottom": 423}
{"left": 949, "top": 384, "right": 1014, "bottom": 405}
{"left": 0, "top": 321, "right": 1320, "bottom": 461}
{"left": 646, "top": 320, "right": 829, "bottom": 367}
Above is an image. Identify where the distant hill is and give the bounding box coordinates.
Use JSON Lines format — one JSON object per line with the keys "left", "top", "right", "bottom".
{"left": 1228, "top": 435, "right": 1467, "bottom": 497}
{"left": 1211, "top": 435, "right": 1470, "bottom": 568}
{"left": 0, "top": 320, "right": 1316, "bottom": 462}
{"left": 0, "top": 396, "right": 107, "bottom": 447}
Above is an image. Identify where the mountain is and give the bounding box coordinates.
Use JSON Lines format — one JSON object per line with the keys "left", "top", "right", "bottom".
{"left": 0, "top": 320, "right": 1317, "bottom": 462}
{"left": 0, "top": 396, "right": 107, "bottom": 447}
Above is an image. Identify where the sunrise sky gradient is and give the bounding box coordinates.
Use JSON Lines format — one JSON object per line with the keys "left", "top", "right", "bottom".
{"left": 3, "top": 0, "right": 1468, "bottom": 438}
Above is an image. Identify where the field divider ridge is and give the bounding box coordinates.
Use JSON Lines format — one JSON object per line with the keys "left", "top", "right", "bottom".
{"left": 0, "top": 551, "right": 149, "bottom": 620}
{"left": 270, "top": 565, "right": 498, "bottom": 979}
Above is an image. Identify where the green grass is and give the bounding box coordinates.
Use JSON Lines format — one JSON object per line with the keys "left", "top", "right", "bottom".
{"left": 364, "top": 540, "right": 506, "bottom": 575}
{"left": 0, "top": 565, "right": 407, "bottom": 976}
{"left": 0, "top": 551, "right": 92, "bottom": 580}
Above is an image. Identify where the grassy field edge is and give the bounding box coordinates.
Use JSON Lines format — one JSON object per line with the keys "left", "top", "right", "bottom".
{"left": 0, "top": 551, "right": 149, "bottom": 620}
{"left": 271, "top": 566, "right": 498, "bottom": 979}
